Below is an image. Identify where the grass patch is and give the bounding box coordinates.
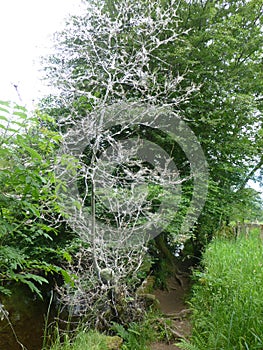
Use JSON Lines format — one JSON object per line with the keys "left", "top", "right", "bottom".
{"left": 44, "top": 310, "right": 175, "bottom": 350}
{"left": 46, "top": 330, "right": 109, "bottom": 350}
{"left": 179, "top": 230, "right": 263, "bottom": 350}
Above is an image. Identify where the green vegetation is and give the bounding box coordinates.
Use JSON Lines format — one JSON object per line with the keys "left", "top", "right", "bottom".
{"left": 41, "top": 0, "right": 263, "bottom": 253}
{"left": 47, "top": 330, "right": 109, "bottom": 350}
{"left": 180, "top": 230, "right": 263, "bottom": 350}
{"left": 44, "top": 312, "right": 175, "bottom": 350}
{"left": 0, "top": 0, "right": 263, "bottom": 349}
{"left": 0, "top": 101, "right": 73, "bottom": 297}
{"left": 0, "top": 0, "right": 261, "bottom": 299}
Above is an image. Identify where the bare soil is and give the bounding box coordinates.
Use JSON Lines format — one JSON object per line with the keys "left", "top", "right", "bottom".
{"left": 150, "top": 274, "right": 192, "bottom": 350}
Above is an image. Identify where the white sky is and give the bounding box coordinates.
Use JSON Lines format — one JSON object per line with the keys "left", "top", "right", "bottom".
{"left": 248, "top": 179, "right": 263, "bottom": 198}
{"left": 0, "top": 0, "right": 83, "bottom": 107}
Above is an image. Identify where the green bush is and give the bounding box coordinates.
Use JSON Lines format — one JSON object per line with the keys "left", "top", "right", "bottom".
{"left": 0, "top": 101, "right": 72, "bottom": 296}
{"left": 180, "top": 230, "right": 263, "bottom": 350}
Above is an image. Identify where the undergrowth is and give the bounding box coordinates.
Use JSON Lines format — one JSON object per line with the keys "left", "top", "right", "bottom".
{"left": 179, "top": 230, "right": 263, "bottom": 350}
{"left": 44, "top": 310, "right": 176, "bottom": 350}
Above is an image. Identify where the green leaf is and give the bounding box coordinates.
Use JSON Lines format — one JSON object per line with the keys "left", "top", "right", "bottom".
{"left": 0, "top": 100, "right": 10, "bottom": 107}
{"left": 0, "top": 286, "right": 12, "bottom": 296}
{"left": 13, "top": 111, "right": 28, "bottom": 119}
{"left": 63, "top": 251, "right": 72, "bottom": 263}
{"left": 23, "top": 146, "right": 42, "bottom": 160}
{"left": 61, "top": 269, "right": 75, "bottom": 287}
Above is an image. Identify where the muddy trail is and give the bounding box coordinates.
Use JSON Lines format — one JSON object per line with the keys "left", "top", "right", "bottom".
{"left": 150, "top": 272, "right": 192, "bottom": 350}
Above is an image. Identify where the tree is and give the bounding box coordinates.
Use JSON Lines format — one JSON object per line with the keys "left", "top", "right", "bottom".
{"left": 54, "top": 103, "right": 186, "bottom": 327}
{"left": 40, "top": 0, "right": 209, "bottom": 327}
{"left": 39, "top": 0, "right": 263, "bottom": 320}
{"left": 42, "top": 0, "right": 263, "bottom": 237}
{"left": 174, "top": 0, "right": 263, "bottom": 238}
{"left": 42, "top": 0, "right": 197, "bottom": 114}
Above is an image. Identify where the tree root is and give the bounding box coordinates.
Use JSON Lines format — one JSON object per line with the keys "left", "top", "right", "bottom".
{"left": 163, "top": 309, "right": 191, "bottom": 320}
{"left": 155, "top": 317, "right": 186, "bottom": 340}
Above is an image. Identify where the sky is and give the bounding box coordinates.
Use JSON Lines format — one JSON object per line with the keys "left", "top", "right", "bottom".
{"left": 0, "top": 0, "right": 83, "bottom": 107}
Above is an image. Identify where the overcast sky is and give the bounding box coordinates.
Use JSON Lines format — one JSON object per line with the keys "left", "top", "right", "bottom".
{"left": 0, "top": 0, "right": 82, "bottom": 107}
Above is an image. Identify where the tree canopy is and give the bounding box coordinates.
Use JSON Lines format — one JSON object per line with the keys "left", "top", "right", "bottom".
{"left": 0, "top": 0, "right": 262, "bottom": 329}
{"left": 41, "top": 0, "right": 262, "bottom": 240}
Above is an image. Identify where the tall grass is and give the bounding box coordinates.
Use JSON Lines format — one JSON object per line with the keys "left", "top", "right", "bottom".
{"left": 179, "top": 230, "right": 263, "bottom": 350}
{"left": 46, "top": 330, "right": 109, "bottom": 350}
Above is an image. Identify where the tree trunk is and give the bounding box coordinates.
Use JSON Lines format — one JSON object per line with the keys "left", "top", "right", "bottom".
{"left": 154, "top": 233, "right": 177, "bottom": 273}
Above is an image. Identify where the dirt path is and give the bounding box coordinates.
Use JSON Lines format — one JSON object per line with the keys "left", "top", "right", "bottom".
{"left": 150, "top": 274, "right": 192, "bottom": 350}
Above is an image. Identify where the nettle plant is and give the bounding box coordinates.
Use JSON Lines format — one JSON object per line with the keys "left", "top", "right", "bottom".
{"left": 44, "top": 0, "right": 208, "bottom": 328}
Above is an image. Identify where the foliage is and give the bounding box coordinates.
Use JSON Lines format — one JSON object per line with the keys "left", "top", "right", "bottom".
{"left": 0, "top": 100, "right": 72, "bottom": 296}
{"left": 179, "top": 230, "right": 263, "bottom": 349}
{"left": 40, "top": 0, "right": 263, "bottom": 252}
{"left": 2, "top": 2, "right": 263, "bottom": 346}
{"left": 111, "top": 320, "right": 157, "bottom": 350}
{"left": 228, "top": 188, "right": 263, "bottom": 223}
{"left": 35, "top": 0, "right": 263, "bottom": 335}
{"left": 112, "top": 312, "right": 178, "bottom": 349}
{"left": 39, "top": 0, "right": 205, "bottom": 330}
{"left": 174, "top": 0, "right": 263, "bottom": 241}
{"left": 46, "top": 311, "right": 176, "bottom": 350}
{"left": 42, "top": 0, "right": 195, "bottom": 113}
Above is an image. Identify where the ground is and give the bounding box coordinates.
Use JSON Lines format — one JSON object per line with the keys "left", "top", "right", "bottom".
{"left": 150, "top": 274, "right": 192, "bottom": 350}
